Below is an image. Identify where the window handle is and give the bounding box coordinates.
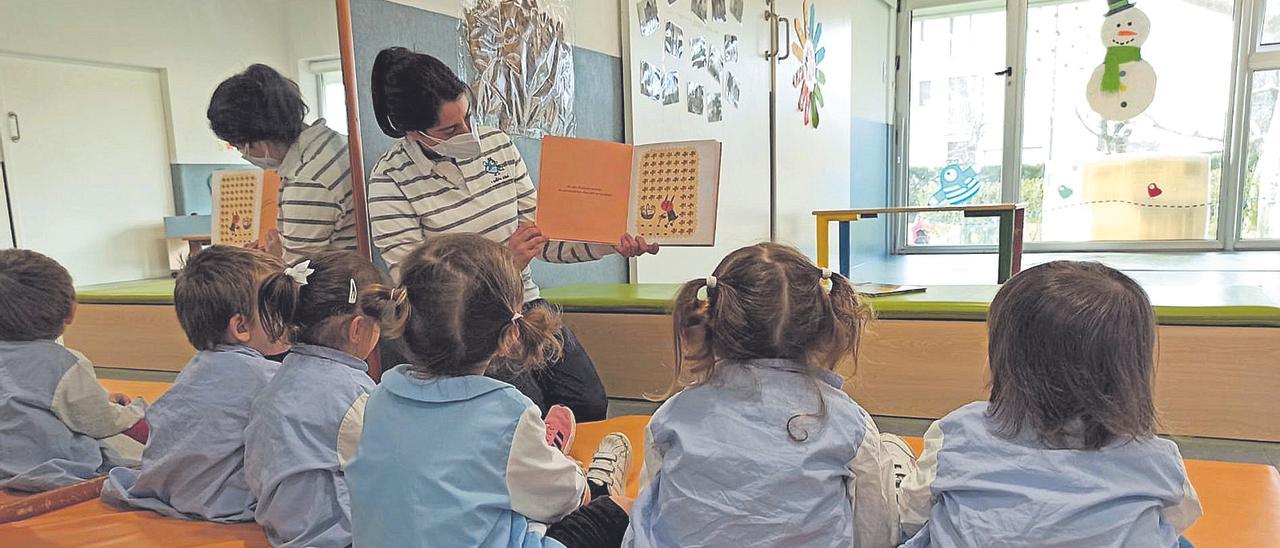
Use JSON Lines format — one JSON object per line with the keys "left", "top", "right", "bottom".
{"left": 994, "top": 66, "right": 1012, "bottom": 77}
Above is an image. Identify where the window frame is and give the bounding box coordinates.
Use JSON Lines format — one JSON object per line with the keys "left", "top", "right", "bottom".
{"left": 891, "top": 0, "right": 1262, "bottom": 254}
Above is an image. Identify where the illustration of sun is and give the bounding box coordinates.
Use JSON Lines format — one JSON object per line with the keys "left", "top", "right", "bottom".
{"left": 790, "top": 0, "right": 826, "bottom": 128}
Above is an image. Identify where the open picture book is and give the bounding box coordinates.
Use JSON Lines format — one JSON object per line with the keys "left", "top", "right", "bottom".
{"left": 535, "top": 136, "right": 722, "bottom": 246}
{"left": 210, "top": 169, "right": 280, "bottom": 247}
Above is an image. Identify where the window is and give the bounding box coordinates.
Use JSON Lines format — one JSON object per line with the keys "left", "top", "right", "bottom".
{"left": 1263, "top": 0, "right": 1280, "bottom": 46}
{"left": 896, "top": 0, "right": 1252, "bottom": 251}
{"left": 1021, "top": 0, "right": 1231, "bottom": 243}
{"left": 904, "top": 3, "right": 1005, "bottom": 246}
{"left": 308, "top": 59, "right": 347, "bottom": 135}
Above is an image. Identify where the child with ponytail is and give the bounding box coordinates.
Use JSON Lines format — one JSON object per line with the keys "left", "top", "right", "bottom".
{"left": 244, "top": 251, "right": 405, "bottom": 548}
{"left": 348, "top": 234, "right": 634, "bottom": 548}
{"left": 624, "top": 242, "right": 905, "bottom": 548}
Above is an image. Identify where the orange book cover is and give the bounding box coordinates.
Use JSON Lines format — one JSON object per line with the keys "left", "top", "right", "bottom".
{"left": 537, "top": 136, "right": 721, "bottom": 246}
{"left": 210, "top": 169, "right": 280, "bottom": 247}
{"left": 536, "top": 137, "right": 634, "bottom": 245}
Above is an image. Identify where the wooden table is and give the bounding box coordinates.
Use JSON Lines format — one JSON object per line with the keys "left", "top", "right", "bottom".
{"left": 180, "top": 235, "right": 211, "bottom": 257}
{"left": 813, "top": 203, "right": 1026, "bottom": 283}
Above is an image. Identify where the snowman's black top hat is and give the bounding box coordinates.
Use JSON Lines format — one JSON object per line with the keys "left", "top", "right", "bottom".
{"left": 1106, "top": 0, "right": 1136, "bottom": 16}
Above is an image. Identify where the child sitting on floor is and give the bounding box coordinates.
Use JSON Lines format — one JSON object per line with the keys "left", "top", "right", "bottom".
{"left": 101, "top": 246, "right": 287, "bottom": 522}
{"left": 244, "top": 251, "right": 404, "bottom": 548}
{"left": 624, "top": 242, "right": 902, "bottom": 548}
{"left": 898, "top": 261, "right": 1202, "bottom": 547}
{"left": 348, "top": 234, "right": 634, "bottom": 548}
{"left": 0, "top": 249, "right": 148, "bottom": 493}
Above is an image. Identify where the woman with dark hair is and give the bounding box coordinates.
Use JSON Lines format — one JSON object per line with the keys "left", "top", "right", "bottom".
{"left": 367, "top": 47, "right": 658, "bottom": 421}
{"left": 207, "top": 64, "right": 357, "bottom": 263}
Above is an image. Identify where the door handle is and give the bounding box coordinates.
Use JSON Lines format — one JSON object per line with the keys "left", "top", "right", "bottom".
{"left": 777, "top": 17, "right": 792, "bottom": 61}
{"left": 6, "top": 112, "right": 18, "bottom": 143}
{"left": 994, "top": 67, "right": 1012, "bottom": 77}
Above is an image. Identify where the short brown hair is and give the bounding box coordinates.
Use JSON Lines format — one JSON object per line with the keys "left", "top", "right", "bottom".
{"left": 395, "top": 234, "right": 561, "bottom": 377}
{"left": 666, "top": 243, "right": 872, "bottom": 440}
{"left": 258, "top": 251, "right": 407, "bottom": 348}
{"left": 0, "top": 249, "right": 75, "bottom": 341}
{"left": 175, "top": 246, "right": 285, "bottom": 351}
{"left": 987, "top": 260, "right": 1157, "bottom": 450}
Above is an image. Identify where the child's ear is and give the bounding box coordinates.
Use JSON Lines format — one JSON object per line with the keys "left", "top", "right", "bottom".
{"left": 346, "top": 316, "right": 364, "bottom": 345}
{"left": 228, "top": 313, "right": 253, "bottom": 343}
{"left": 64, "top": 303, "right": 77, "bottom": 327}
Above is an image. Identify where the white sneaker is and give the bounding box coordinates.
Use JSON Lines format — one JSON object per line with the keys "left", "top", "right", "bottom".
{"left": 586, "top": 432, "right": 632, "bottom": 497}
{"left": 880, "top": 433, "right": 918, "bottom": 490}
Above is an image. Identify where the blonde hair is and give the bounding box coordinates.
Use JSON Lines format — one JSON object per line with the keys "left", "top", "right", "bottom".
{"left": 394, "top": 234, "right": 562, "bottom": 377}
{"left": 661, "top": 242, "right": 872, "bottom": 440}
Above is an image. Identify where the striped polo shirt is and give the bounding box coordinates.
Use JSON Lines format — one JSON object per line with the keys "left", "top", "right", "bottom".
{"left": 276, "top": 120, "right": 358, "bottom": 264}
{"left": 367, "top": 128, "right": 614, "bottom": 302}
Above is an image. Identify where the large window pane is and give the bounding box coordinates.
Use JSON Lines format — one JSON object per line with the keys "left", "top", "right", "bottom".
{"left": 1264, "top": 0, "right": 1280, "bottom": 46}
{"left": 905, "top": 4, "right": 1005, "bottom": 246}
{"left": 1242, "top": 70, "right": 1280, "bottom": 239}
{"left": 1020, "top": 0, "right": 1230, "bottom": 243}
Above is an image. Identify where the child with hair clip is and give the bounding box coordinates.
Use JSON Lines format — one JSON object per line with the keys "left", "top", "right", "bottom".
{"left": 102, "top": 246, "right": 287, "bottom": 522}
{"left": 624, "top": 242, "right": 904, "bottom": 548}
{"left": 348, "top": 234, "right": 634, "bottom": 548}
{"left": 899, "top": 261, "right": 1202, "bottom": 547}
{"left": 0, "top": 249, "right": 148, "bottom": 493}
{"left": 244, "top": 251, "right": 405, "bottom": 548}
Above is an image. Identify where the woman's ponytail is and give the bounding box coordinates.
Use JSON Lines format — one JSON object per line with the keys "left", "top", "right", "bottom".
{"left": 371, "top": 48, "right": 404, "bottom": 138}
{"left": 370, "top": 47, "right": 469, "bottom": 138}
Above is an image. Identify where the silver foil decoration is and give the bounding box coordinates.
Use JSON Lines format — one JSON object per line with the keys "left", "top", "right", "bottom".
{"left": 707, "top": 92, "right": 723, "bottom": 122}
{"left": 637, "top": 0, "right": 659, "bottom": 36}
{"left": 688, "top": 84, "right": 705, "bottom": 115}
{"left": 691, "top": 0, "right": 708, "bottom": 22}
{"left": 731, "top": 0, "right": 743, "bottom": 22}
{"left": 712, "top": 0, "right": 727, "bottom": 23}
{"left": 665, "top": 21, "right": 685, "bottom": 58}
{"left": 724, "top": 35, "right": 739, "bottom": 63}
{"left": 461, "top": 0, "right": 575, "bottom": 139}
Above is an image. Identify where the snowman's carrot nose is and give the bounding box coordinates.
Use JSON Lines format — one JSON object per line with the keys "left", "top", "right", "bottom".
{"left": 1118, "top": 30, "right": 1137, "bottom": 36}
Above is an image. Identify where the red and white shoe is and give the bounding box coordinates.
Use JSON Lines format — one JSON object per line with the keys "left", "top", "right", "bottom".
{"left": 544, "top": 405, "right": 576, "bottom": 453}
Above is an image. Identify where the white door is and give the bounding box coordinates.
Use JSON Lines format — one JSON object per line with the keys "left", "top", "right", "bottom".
{"left": 0, "top": 163, "right": 13, "bottom": 249}
{"left": 0, "top": 56, "right": 173, "bottom": 285}
{"left": 772, "top": 0, "right": 854, "bottom": 258}
{"left": 623, "top": 0, "right": 774, "bottom": 283}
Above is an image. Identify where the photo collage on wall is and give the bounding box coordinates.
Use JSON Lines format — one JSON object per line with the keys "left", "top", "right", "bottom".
{"left": 636, "top": 0, "right": 744, "bottom": 123}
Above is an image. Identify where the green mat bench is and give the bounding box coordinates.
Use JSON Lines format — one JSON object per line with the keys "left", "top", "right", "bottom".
{"left": 541, "top": 283, "right": 1280, "bottom": 442}
{"left": 69, "top": 279, "right": 1280, "bottom": 441}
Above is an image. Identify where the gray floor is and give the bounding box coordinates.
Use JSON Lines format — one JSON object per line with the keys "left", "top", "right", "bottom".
{"left": 607, "top": 399, "right": 1280, "bottom": 472}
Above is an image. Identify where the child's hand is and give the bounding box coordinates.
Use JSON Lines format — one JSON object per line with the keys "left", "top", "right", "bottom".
{"left": 108, "top": 392, "right": 132, "bottom": 406}
{"left": 614, "top": 233, "right": 660, "bottom": 257}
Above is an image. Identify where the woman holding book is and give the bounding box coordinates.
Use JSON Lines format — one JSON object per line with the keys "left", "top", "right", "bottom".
{"left": 366, "top": 47, "right": 659, "bottom": 421}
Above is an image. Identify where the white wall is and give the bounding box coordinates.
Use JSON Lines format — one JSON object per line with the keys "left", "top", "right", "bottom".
{"left": 0, "top": 0, "right": 338, "bottom": 165}
{"left": 387, "top": 0, "right": 622, "bottom": 56}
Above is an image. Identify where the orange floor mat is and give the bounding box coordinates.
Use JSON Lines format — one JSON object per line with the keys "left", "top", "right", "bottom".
{"left": 2, "top": 416, "right": 1274, "bottom": 547}
{"left": 99, "top": 379, "right": 171, "bottom": 404}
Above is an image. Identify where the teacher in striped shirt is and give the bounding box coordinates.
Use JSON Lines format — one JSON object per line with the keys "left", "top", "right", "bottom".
{"left": 367, "top": 48, "right": 658, "bottom": 421}
{"left": 208, "top": 64, "right": 358, "bottom": 264}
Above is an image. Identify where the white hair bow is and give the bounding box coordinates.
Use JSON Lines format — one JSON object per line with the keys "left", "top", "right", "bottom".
{"left": 284, "top": 260, "right": 314, "bottom": 286}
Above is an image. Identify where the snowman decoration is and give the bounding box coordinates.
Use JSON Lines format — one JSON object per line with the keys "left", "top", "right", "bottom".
{"left": 1086, "top": 0, "right": 1156, "bottom": 121}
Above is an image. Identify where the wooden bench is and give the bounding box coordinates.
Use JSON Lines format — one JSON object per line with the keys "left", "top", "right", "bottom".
{"left": 541, "top": 283, "right": 1280, "bottom": 442}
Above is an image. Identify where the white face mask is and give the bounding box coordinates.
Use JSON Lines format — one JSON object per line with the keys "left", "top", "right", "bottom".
{"left": 239, "top": 143, "right": 281, "bottom": 169}
{"left": 419, "top": 125, "right": 482, "bottom": 161}
{"left": 242, "top": 153, "right": 281, "bottom": 170}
